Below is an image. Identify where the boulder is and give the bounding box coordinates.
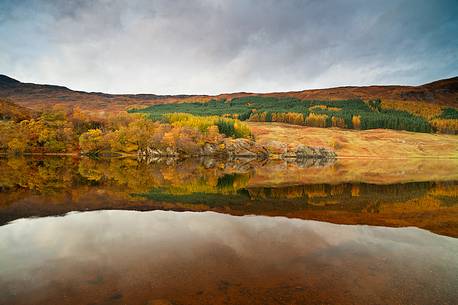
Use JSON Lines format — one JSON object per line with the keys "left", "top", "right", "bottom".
{"left": 295, "top": 144, "right": 336, "bottom": 159}
{"left": 201, "top": 143, "right": 218, "bottom": 155}
{"left": 224, "top": 138, "right": 268, "bottom": 158}
{"left": 263, "top": 140, "right": 288, "bottom": 156}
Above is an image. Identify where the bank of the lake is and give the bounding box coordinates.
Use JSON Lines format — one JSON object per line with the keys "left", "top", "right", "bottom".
{"left": 249, "top": 122, "right": 458, "bottom": 158}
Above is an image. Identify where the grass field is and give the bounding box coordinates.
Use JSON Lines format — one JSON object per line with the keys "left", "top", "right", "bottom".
{"left": 248, "top": 122, "right": 458, "bottom": 158}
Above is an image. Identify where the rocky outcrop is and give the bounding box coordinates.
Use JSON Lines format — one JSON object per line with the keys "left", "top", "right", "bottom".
{"left": 263, "top": 142, "right": 336, "bottom": 159}
{"left": 289, "top": 144, "right": 336, "bottom": 159}
{"left": 138, "top": 138, "right": 335, "bottom": 161}
{"left": 223, "top": 138, "right": 269, "bottom": 158}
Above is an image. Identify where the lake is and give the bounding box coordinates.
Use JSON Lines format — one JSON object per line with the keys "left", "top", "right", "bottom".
{"left": 0, "top": 156, "right": 457, "bottom": 305}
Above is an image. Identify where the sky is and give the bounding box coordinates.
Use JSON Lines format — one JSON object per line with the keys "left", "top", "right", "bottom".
{"left": 0, "top": 0, "right": 457, "bottom": 95}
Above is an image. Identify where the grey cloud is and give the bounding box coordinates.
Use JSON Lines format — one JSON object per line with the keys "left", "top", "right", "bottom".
{"left": 0, "top": 0, "right": 457, "bottom": 94}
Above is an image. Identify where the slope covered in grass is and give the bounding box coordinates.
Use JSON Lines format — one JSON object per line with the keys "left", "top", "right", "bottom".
{"left": 0, "top": 99, "right": 35, "bottom": 121}
{"left": 248, "top": 122, "right": 458, "bottom": 158}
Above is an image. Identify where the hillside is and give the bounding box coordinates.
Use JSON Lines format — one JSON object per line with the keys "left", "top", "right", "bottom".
{"left": 249, "top": 122, "right": 458, "bottom": 159}
{"left": 0, "top": 99, "right": 35, "bottom": 121}
{"left": 258, "top": 77, "right": 458, "bottom": 106}
{"left": 0, "top": 74, "right": 197, "bottom": 112}
{"left": 1, "top": 74, "right": 457, "bottom": 112}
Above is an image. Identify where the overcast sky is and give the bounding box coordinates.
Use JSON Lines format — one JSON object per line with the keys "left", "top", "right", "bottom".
{"left": 1, "top": 0, "right": 457, "bottom": 94}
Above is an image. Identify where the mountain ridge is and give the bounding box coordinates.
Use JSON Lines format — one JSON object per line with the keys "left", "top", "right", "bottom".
{"left": 0, "top": 74, "right": 456, "bottom": 112}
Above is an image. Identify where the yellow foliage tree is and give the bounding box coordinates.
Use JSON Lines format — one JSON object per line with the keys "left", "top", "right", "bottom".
{"left": 381, "top": 100, "right": 442, "bottom": 120}
{"left": 7, "top": 138, "right": 26, "bottom": 154}
{"left": 306, "top": 113, "right": 328, "bottom": 128}
{"left": 430, "top": 119, "right": 458, "bottom": 134}
{"left": 331, "top": 116, "right": 346, "bottom": 128}
{"left": 352, "top": 115, "right": 361, "bottom": 129}
{"left": 79, "top": 129, "right": 108, "bottom": 153}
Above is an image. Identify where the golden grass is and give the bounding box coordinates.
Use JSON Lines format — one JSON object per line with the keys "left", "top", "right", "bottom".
{"left": 248, "top": 122, "right": 458, "bottom": 158}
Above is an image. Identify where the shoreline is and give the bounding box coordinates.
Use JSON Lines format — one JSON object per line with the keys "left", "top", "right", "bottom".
{"left": 2, "top": 122, "right": 457, "bottom": 160}
{"left": 1, "top": 152, "right": 458, "bottom": 160}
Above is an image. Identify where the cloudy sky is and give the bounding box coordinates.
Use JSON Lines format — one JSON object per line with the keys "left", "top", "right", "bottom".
{"left": 1, "top": 0, "right": 457, "bottom": 94}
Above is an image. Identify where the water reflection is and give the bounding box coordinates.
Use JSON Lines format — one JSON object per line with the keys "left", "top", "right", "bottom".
{"left": 0, "top": 210, "right": 457, "bottom": 305}
{"left": 0, "top": 156, "right": 457, "bottom": 236}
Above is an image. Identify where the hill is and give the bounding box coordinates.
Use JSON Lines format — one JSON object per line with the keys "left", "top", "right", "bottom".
{"left": 255, "top": 77, "right": 458, "bottom": 106}
{"left": 0, "top": 74, "right": 457, "bottom": 112}
{"left": 0, "top": 99, "right": 35, "bottom": 121}
{"left": 0, "top": 74, "right": 196, "bottom": 112}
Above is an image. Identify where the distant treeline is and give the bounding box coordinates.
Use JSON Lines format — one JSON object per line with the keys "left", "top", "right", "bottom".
{"left": 131, "top": 96, "right": 458, "bottom": 134}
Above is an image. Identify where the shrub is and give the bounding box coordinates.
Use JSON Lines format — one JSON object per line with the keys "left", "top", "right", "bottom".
{"left": 164, "top": 112, "right": 217, "bottom": 132}
{"left": 216, "top": 118, "right": 251, "bottom": 138}
{"left": 163, "top": 112, "right": 250, "bottom": 138}
{"left": 79, "top": 129, "right": 108, "bottom": 153}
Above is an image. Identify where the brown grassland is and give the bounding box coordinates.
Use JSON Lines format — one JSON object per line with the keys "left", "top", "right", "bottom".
{"left": 249, "top": 122, "right": 458, "bottom": 158}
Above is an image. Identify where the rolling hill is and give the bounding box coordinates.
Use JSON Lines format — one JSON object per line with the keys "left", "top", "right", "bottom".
{"left": 0, "top": 74, "right": 195, "bottom": 112}
{"left": 0, "top": 74, "right": 457, "bottom": 112}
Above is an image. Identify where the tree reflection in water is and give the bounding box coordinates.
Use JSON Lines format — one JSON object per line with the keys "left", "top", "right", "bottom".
{"left": 0, "top": 156, "right": 457, "bottom": 237}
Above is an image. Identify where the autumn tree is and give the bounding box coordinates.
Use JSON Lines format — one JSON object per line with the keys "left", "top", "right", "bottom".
{"left": 79, "top": 129, "right": 109, "bottom": 154}
{"left": 352, "top": 115, "right": 361, "bottom": 129}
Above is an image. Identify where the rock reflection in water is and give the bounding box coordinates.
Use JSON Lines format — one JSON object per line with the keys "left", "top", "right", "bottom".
{"left": 0, "top": 211, "right": 457, "bottom": 305}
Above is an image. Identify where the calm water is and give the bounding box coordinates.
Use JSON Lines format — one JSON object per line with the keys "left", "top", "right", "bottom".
{"left": 0, "top": 156, "right": 457, "bottom": 304}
